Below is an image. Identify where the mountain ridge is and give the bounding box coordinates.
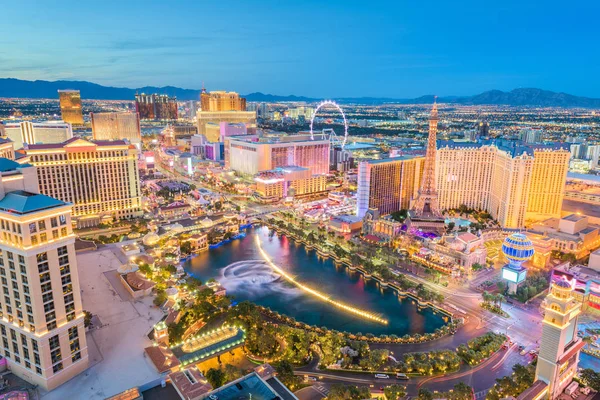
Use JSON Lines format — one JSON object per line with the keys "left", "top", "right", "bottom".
{"left": 1, "top": 78, "right": 599, "bottom": 107}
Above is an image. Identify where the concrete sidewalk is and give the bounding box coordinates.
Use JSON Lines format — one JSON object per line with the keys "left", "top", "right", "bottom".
{"left": 41, "top": 249, "right": 164, "bottom": 400}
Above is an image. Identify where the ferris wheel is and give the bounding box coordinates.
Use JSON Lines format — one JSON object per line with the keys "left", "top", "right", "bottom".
{"left": 309, "top": 100, "right": 349, "bottom": 149}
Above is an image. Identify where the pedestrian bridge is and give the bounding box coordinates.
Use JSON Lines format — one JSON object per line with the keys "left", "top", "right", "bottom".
{"left": 171, "top": 325, "right": 245, "bottom": 366}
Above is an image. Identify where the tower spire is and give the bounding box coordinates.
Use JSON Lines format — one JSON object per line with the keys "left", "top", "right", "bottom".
{"left": 411, "top": 99, "right": 441, "bottom": 217}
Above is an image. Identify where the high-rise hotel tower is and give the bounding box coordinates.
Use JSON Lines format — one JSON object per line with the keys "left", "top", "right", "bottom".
{"left": 0, "top": 158, "right": 88, "bottom": 390}
{"left": 532, "top": 278, "right": 584, "bottom": 399}
{"left": 357, "top": 156, "right": 424, "bottom": 218}
{"left": 58, "top": 90, "right": 84, "bottom": 126}
{"left": 436, "top": 140, "right": 570, "bottom": 228}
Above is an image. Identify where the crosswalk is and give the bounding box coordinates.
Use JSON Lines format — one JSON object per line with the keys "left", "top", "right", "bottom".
{"left": 312, "top": 384, "right": 329, "bottom": 396}
{"left": 474, "top": 389, "right": 489, "bottom": 399}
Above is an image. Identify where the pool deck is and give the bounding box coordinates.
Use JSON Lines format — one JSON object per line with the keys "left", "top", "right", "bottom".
{"left": 40, "top": 246, "right": 165, "bottom": 400}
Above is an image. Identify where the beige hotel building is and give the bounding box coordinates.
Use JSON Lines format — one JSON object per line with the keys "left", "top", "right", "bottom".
{"left": 356, "top": 140, "right": 569, "bottom": 229}
{"left": 24, "top": 138, "right": 143, "bottom": 228}
{"left": 90, "top": 112, "right": 141, "bottom": 143}
{"left": 0, "top": 158, "right": 88, "bottom": 390}
{"left": 436, "top": 140, "right": 570, "bottom": 228}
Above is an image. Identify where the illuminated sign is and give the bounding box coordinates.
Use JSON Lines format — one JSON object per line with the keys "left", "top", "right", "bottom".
{"left": 145, "top": 156, "right": 155, "bottom": 163}
{"left": 502, "top": 266, "right": 527, "bottom": 283}
{"left": 502, "top": 268, "right": 518, "bottom": 283}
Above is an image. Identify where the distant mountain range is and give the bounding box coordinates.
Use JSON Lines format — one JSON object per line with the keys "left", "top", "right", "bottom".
{"left": 1, "top": 78, "right": 600, "bottom": 108}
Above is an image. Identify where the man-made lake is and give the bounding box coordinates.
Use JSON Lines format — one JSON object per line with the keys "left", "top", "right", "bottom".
{"left": 184, "top": 226, "right": 448, "bottom": 336}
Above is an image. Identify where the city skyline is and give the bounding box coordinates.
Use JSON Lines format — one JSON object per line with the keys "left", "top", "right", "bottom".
{"left": 1, "top": 1, "right": 599, "bottom": 98}
{"left": 1, "top": 2, "right": 600, "bottom": 399}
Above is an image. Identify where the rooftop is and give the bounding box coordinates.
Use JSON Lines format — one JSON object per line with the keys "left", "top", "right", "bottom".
{"left": 365, "top": 155, "right": 421, "bottom": 164}
{"left": 144, "top": 345, "right": 180, "bottom": 374}
{"left": 562, "top": 213, "right": 587, "bottom": 222}
{"left": 0, "top": 190, "right": 66, "bottom": 214}
{"left": 567, "top": 172, "right": 600, "bottom": 184}
{"left": 344, "top": 142, "right": 376, "bottom": 150}
{"left": 0, "top": 158, "right": 29, "bottom": 172}
{"left": 438, "top": 138, "right": 569, "bottom": 157}
{"left": 517, "top": 380, "right": 548, "bottom": 400}
{"left": 457, "top": 231, "right": 480, "bottom": 243}
{"left": 207, "top": 373, "right": 280, "bottom": 400}
{"left": 26, "top": 137, "right": 128, "bottom": 150}
{"left": 169, "top": 367, "right": 213, "bottom": 400}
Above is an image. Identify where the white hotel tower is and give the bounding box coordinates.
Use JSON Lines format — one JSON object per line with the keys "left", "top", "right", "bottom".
{"left": 534, "top": 278, "right": 584, "bottom": 399}
{"left": 0, "top": 158, "right": 88, "bottom": 390}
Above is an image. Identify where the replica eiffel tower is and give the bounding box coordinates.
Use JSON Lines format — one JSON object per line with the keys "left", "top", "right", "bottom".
{"left": 408, "top": 99, "right": 446, "bottom": 232}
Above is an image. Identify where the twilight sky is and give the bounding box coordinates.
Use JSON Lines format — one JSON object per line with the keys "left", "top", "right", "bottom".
{"left": 1, "top": 0, "right": 599, "bottom": 98}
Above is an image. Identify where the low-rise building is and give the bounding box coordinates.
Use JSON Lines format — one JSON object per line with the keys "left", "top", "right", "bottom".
{"left": 158, "top": 202, "right": 192, "bottom": 219}
{"left": 362, "top": 209, "right": 403, "bottom": 243}
{"left": 551, "top": 264, "right": 600, "bottom": 313}
{"left": 429, "top": 231, "right": 488, "bottom": 271}
{"left": 526, "top": 214, "right": 600, "bottom": 259}
{"left": 185, "top": 233, "right": 208, "bottom": 252}
{"left": 254, "top": 166, "right": 326, "bottom": 203}
{"left": 329, "top": 215, "right": 362, "bottom": 233}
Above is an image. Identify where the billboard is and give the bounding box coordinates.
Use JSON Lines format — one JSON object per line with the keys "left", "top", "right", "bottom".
{"left": 502, "top": 268, "right": 519, "bottom": 283}
{"left": 502, "top": 266, "right": 527, "bottom": 283}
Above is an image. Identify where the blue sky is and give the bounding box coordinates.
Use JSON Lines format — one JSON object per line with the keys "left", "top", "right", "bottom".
{"left": 1, "top": 0, "right": 599, "bottom": 98}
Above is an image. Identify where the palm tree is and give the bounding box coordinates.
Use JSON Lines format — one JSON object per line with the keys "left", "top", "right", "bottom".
{"left": 495, "top": 293, "right": 504, "bottom": 308}
{"left": 482, "top": 291, "right": 492, "bottom": 305}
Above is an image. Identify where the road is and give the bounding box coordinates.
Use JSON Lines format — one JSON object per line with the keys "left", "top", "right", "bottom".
{"left": 155, "top": 161, "right": 544, "bottom": 395}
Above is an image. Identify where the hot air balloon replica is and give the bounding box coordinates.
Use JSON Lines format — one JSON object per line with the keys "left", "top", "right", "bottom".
{"left": 501, "top": 233, "right": 534, "bottom": 294}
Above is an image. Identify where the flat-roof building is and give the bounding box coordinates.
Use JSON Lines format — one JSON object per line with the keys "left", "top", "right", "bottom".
{"left": 3, "top": 121, "right": 73, "bottom": 149}
{"left": 357, "top": 156, "right": 424, "bottom": 218}
{"left": 58, "top": 90, "right": 83, "bottom": 125}
{"left": 0, "top": 158, "right": 88, "bottom": 390}
{"left": 228, "top": 134, "right": 330, "bottom": 176}
{"left": 436, "top": 139, "right": 570, "bottom": 228}
{"left": 196, "top": 111, "right": 256, "bottom": 142}
{"left": 24, "top": 138, "right": 142, "bottom": 227}
{"left": 90, "top": 112, "right": 141, "bottom": 143}
{"left": 254, "top": 166, "right": 327, "bottom": 203}
{"left": 200, "top": 90, "right": 246, "bottom": 112}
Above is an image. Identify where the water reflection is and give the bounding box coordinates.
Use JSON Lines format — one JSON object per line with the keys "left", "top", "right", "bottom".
{"left": 184, "top": 226, "right": 446, "bottom": 336}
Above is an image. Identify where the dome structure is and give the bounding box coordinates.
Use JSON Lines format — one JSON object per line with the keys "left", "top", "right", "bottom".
{"left": 143, "top": 232, "right": 160, "bottom": 246}
{"left": 502, "top": 233, "right": 534, "bottom": 268}
{"left": 553, "top": 278, "right": 572, "bottom": 289}
{"left": 118, "top": 262, "right": 139, "bottom": 274}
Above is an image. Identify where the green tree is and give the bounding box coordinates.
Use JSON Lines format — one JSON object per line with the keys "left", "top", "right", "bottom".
{"left": 449, "top": 382, "right": 472, "bottom": 399}
{"left": 496, "top": 280, "right": 506, "bottom": 293}
{"left": 327, "top": 384, "right": 371, "bottom": 400}
{"left": 153, "top": 288, "right": 167, "bottom": 307}
{"left": 138, "top": 263, "right": 152, "bottom": 276}
{"left": 205, "top": 368, "right": 226, "bottom": 388}
{"left": 180, "top": 241, "right": 192, "bottom": 254}
{"left": 223, "top": 364, "right": 242, "bottom": 383}
{"left": 275, "top": 360, "right": 301, "bottom": 390}
{"left": 580, "top": 368, "right": 600, "bottom": 391}
{"left": 384, "top": 384, "right": 406, "bottom": 400}
{"left": 417, "top": 388, "right": 434, "bottom": 400}
{"left": 83, "top": 310, "right": 92, "bottom": 328}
